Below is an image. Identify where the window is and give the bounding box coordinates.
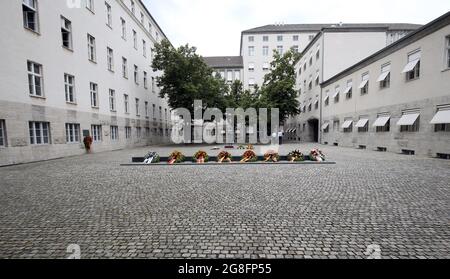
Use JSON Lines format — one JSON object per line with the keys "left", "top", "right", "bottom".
{"left": 315, "top": 75, "right": 319, "bottom": 86}
{"left": 308, "top": 81, "right": 313, "bottom": 90}
{"left": 87, "top": 34, "right": 96, "bottom": 62}
{"left": 277, "top": 46, "right": 283, "bottom": 55}
{"left": 446, "top": 36, "right": 450, "bottom": 69}
{"left": 378, "top": 63, "right": 391, "bottom": 89}
{"left": 156, "top": 32, "right": 159, "bottom": 42}
{"left": 144, "top": 71, "right": 148, "bottom": 89}
{"left": 61, "top": 16, "right": 72, "bottom": 49}
{"left": 109, "top": 89, "right": 116, "bottom": 111}
{"left": 145, "top": 102, "right": 149, "bottom": 118}
{"left": 344, "top": 80, "right": 353, "bottom": 99}
{"left": 263, "top": 36, "right": 269, "bottom": 42}
{"left": 249, "top": 78, "right": 255, "bottom": 87}
{"left": 333, "top": 86, "right": 340, "bottom": 103}
{"left": 248, "top": 63, "right": 255, "bottom": 72}
{"left": 133, "top": 30, "right": 137, "bottom": 49}
{"left": 65, "top": 123, "right": 80, "bottom": 143}
{"left": 248, "top": 36, "right": 254, "bottom": 42}
{"left": 308, "top": 104, "right": 312, "bottom": 112}
{"left": 122, "top": 57, "right": 128, "bottom": 78}
{"left": 64, "top": 74, "right": 75, "bottom": 103}
{"left": 29, "top": 122, "right": 50, "bottom": 145}
{"left": 431, "top": 107, "right": 450, "bottom": 132}
{"left": 227, "top": 71, "right": 233, "bottom": 82}
{"left": 90, "top": 82, "right": 98, "bottom": 108}
{"left": 86, "top": 0, "right": 94, "bottom": 11}
{"left": 248, "top": 46, "right": 255, "bottom": 56}
{"left": 375, "top": 115, "right": 391, "bottom": 132}
{"left": 293, "top": 35, "right": 299, "bottom": 41}
{"left": 399, "top": 112, "right": 420, "bottom": 132}
{"left": 309, "top": 57, "right": 313, "bottom": 66}
{"left": 165, "top": 108, "right": 168, "bottom": 122}
{"left": 135, "top": 98, "right": 140, "bottom": 116}
{"left": 293, "top": 45, "right": 299, "bottom": 53}
{"left": 303, "top": 63, "right": 306, "bottom": 71}
{"left": 105, "top": 2, "right": 112, "bottom": 27}
{"left": 130, "top": 0, "right": 135, "bottom": 14}
{"left": 263, "top": 62, "right": 270, "bottom": 71}
{"left": 91, "top": 125, "right": 102, "bottom": 142}
{"left": 316, "top": 49, "right": 320, "bottom": 60}
{"left": 308, "top": 35, "right": 315, "bottom": 41}
{"left": 136, "top": 127, "right": 142, "bottom": 138}
{"left": 140, "top": 12, "right": 144, "bottom": 25}
{"left": 143, "top": 40, "right": 147, "bottom": 57}
{"left": 403, "top": 50, "right": 421, "bottom": 81}
{"left": 23, "top": 0, "right": 39, "bottom": 32}
{"left": 324, "top": 91, "right": 330, "bottom": 106}
{"left": 360, "top": 73, "right": 369, "bottom": 95}
{"left": 125, "top": 126, "right": 132, "bottom": 139}
{"left": 107, "top": 47, "right": 114, "bottom": 71}
{"left": 277, "top": 35, "right": 283, "bottom": 42}
{"left": 343, "top": 118, "right": 353, "bottom": 133}
{"left": 110, "top": 126, "right": 118, "bottom": 141}
{"left": 121, "top": 18, "right": 126, "bottom": 40}
{"left": 27, "top": 61, "right": 43, "bottom": 97}
{"left": 152, "top": 77, "right": 155, "bottom": 93}
{"left": 314, "top": 101, "right": 319, "bottom": 110}
{"left": 152, "top": 104, "right": 156, "bottom": 119}
{"left": 148, "top": 22, "right": 152, "bottom": 33}
{"left": 134, "top": 65, "right": 139, "bottom": 84}
{"left": 159, "top": 106, "right": 162, "bottom": 120}
{"left": 356, "top": 118, "right": 369, "bottom": 133}
{"left": 0, "top": 120, "right": 6, "bottom": 147}
{"left": 124, "top": 94, "right": 129, "bottom": 113}
{"left": 333, "top": 120, "right": 340, "bottom": 132}
{"left": 263, "top": 46, "right": 269, "bottom": 56}
{"left": 322, "top": 122, "right": 329, "bottom": 133}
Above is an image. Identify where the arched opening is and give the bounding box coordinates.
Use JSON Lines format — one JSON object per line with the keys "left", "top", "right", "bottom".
{"left": 308, "top": 118, "right": 319, "bottom": 143}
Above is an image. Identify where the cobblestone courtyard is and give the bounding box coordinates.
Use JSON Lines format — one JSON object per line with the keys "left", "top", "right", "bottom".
{"left": 0, "top": 143, "right": 449, "bottom": 259}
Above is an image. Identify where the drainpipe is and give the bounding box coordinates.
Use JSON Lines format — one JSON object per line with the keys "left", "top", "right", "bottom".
{"left": 319, "top": 33, "right": 325, "bottom": 144}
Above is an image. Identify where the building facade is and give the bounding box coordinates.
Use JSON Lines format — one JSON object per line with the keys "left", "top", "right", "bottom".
{"left": 0, "top": 0, "right": 172, "bottom": 166}
{"left": 203, "top": 56, "right": 243, "bottom": 84}
{"left": 320, "top": 12, "right": 450, "bottom": 157}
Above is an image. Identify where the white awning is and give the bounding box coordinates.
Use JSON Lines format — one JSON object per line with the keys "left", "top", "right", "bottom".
{"left": 377, "top": 71, "right": 390, "bottom": 82}
{"left": 355, "top": 119, "right": 369, "bottom": 128}
{"left": 343, "top": 85, "right": 352, "bottom": 94}
{"left": 358, "top": 79, "right": 369, "bottom": 89}
{"left": 342, "top": 120, "right": 353, "bottom": 129}
{"left": 373, "top": 116, "right": 391, "bottom": 127}
{"left": 314, "top": 100, "right": 319, "bottom": 106}
{"left": 402, "top": 59, "right": 420, "bottom": 73}
{"left": 430, "top": 110, "right": 450, "bottom": 124}
{"left": 324, "top": 95, "right": 329, "bottom": 102}
{"left": 397, "top": 113, "right": 420, "bottom": 126}
{"left": 292, "top": 129, "right": 297, "bottom": 133}
{"left": 332, "top": 90, "right": 340, "bottom": 98}
{"left": 322, "top": 123, "right": 330, "bottom": 130}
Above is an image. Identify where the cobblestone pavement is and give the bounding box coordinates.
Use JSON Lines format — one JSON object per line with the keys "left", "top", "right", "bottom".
{"left": 0, "top": 143, "right": 449, "bottom": 259}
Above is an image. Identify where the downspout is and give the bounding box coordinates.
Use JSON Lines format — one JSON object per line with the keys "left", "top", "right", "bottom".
{"left": 319, "top": 32, "right": 325, "bottom": 144}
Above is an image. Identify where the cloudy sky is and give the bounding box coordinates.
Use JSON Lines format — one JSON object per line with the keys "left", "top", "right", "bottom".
{"left": 142, "top": 0, "right": 449, "bottom": 57}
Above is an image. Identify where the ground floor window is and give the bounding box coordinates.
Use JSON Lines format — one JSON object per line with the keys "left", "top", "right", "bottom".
{"left": 0, "top": 120, "right": 6, "bottom": 147}
{"left": 29, "top": 121, "right": 50, "bottom": 145}
{"left": 136, "top": 127, "right": 141, "bottom": 138}
{"left": 400, "top": 120, "right": 420, "bottom": 132}
{"left": 91, "top": 125, "right": 102, "bottom": 142}
{"left": 110, "top": 126, "right": 119, "bottom": 141}
{"left": 65, "top": 123, "right": 80, "bottom": 143}
{"left": 125, "top": 126, "right": 132, "bottom": 139}
{"left": 376, "top": 121, "right": 390, "bottom": 133}
{"left": 435, "top": 123, "right": 450, "bottom": 132}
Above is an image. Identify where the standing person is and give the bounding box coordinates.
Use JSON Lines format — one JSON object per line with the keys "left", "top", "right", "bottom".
{"left": 83, "top": 135, "right": 93, "bottom": 154}
{"left": 278, "top": 130, "right": 284, "bottom": 145}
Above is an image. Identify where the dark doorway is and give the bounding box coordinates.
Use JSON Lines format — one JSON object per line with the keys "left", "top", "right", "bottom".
{"left": 308, "top": 118, "right": 319, "bottom": 143}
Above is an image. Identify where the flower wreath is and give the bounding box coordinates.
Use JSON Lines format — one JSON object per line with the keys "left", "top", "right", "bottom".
{"left": 217, "top": 151, "right": 232, "bottom": 163}
{"left": 264, "top": 150, "right": 280, "bottom": 162}
{"left": 241, "top": 150, "right": 258, "bottom": 163}
{"left": 168, "top": 151, "right": 185, "bottom": 164}
{"left": 310, "top": 149, "right": 326, "bottom": 162}
{"left": 193, "top": 150, "right": 209, "bottom": 163}
{"left": 287, "top": 150, "right": 305, "bottom": 162}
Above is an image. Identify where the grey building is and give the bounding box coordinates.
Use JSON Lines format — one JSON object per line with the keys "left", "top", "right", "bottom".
{"left": 203, "top": 56, "right": 243, "bottom": 83}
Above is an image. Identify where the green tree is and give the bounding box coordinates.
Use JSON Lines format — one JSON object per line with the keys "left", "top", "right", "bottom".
{"left": 151, "top": 40, "right": 227, "bottom": 115}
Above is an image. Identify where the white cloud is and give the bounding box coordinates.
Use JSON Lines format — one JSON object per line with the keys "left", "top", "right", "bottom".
{"left": 143, "top": 0, "right": 449, "bottom": 56}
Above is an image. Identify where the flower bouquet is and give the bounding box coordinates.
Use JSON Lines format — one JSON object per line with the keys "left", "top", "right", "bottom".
{"left": 144, "top": 152, "right": 160, "bottom": 164}
{"left": 217, "top": 151, "right": 232, "bottom": 163}
{"left": 287, "top": 150, "right": 304, "bottom": 162}
{"left": 310, "top": 149, "right": 326, "bottom": 162}
{"left": 168, "top": 151, "right": 185, "bottom": 164}
{"left": 240, "top": 150, "right": 257, "bottom": 163}
{"left": 193, "top": 150, "right": 209, "bottom": 164}
{"left": 264, "top": 150, "right": 280, "bottom": 162}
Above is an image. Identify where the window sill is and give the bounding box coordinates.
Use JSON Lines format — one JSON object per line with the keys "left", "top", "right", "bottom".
{"left": 108, "top": 69, "right": 115, "bottom": 73}
{"left": 406, "top": 77, "right": 420, "bottom": 82}
{"left": 24, "top": 27, "right": 40, "bottom": 35}
{"left": 106, "top": 24, "right": 113, "bottom": 30}
{"left": 66, "top": 102, "right": 77, "bottom": 105}
{"left": 441, "top": 68, "right": 450, "bottom": 73}
{"left": 91, "top": 107, "right": 99, "bottom": 110}
{"left": 88, "top": 59, "right": 97, "bottom": 64}
{"left": 62, "top": 46, "right": 74, "bottom": 52}
{"left": 30, "top": 95, "right": 46, "bottom": 100}
{"left": 86, "top": 8, "right": 95, "bottom": 15}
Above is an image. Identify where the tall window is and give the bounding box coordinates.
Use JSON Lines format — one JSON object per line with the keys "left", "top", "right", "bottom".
{"left": 293, "top": 45, "right": 299, "bottom": 53}
{"left": 159, "top": 106, "right": 162, "bottom": 120}
{"left": 165, "top": 108, "right": 168, "bottom": 122}
{"left": 124, "top": 94, "right": 129, "bottom": 113}
{"left": 143, "top": 71, "right": 148, "bottom": 89}
{"left": 152, "top": 104, "right": 156, "bottom": 119}
{"left": 293, "top": 35, "right": 299, "bottom": 41}
{"left": 130, "top": 0, "right": 135, "bottom": 14}
{"left": 110, "top": 126, "right": 118, "bottom": 141}
{"left": 135, "top": 98, "right": 140, "bottom": 116}
{"left": 133, "top": 30, "right": 137, "bottom": 49}
{"left": 446, "top": 36, "right": 450, "bottom": 69}
{"left": 277, "top": 35, "right": 283, "bottom": 42}
{"left": 64, "top": 74, "right": 75, "bottom": 103}
{"left": 140, "top": 12, "right": 144, "bottom": 25}
{"left": 151, "top": 77, "right": 155, "bottom": 93}
{"left": 134, "top": 65, "right": 139, "bottom": 84}
{"left": 61, "top": 16, "right": 72, "bottom": 49}
{"left": 248, "top": 63, "right": 255, "bottom": 72}
{"left": 121, "top": 18, "right": 126, "bottom": 40}
{"left": 248, "top": 36, "right": 254, "bottom": 42}
{"left": 65, "top": 123, "right": 80, "bottom": 143}
{"left": 29, "top": 122, "right": 50, "bottom": 145}
{"left": 86, "top": 0, "right": 94, "bottom": 12}
{"left": 90, "top": 82, "right": 98, "bottom": 108}
{"left": 248, "top": 46, "right": 255, "bottom": 56}
{"left": 87, "top": 34, "right": 96, "bottom": 62}
{"left": 122, "top": 57, "right": 128, "bottom": 78}
{"left": 263, "top": 36, "right": 269, "bottom": 42}
{"left": 109, "top": 89, "right": 116, "bottom": 112}
{"left": 345, "top": 80, "right": 353, "bottom": 99}
{"left": 125, "top": 127, "right": 132, "bottom": 139}
{"left": 107, "top": 47, "right": 114, "bottom": 71}
{"left": 91, "top": 125, "right": 102, "bottom": 142}
{"left": 263, "top": 46, "right": 269, "bottom": 56}
{"left": 145, "top": 102, "right": 149, "bottom": 118}
{"left": 360, "top": 73, "right": 369, "bottom": 95}
{"left": 0, "top": 120, "right": 6, "bottom": 147}
{"left": 27, "top": 61, "right": 43, "bottom": 97}
{"left": 143, "top": 40, "right": 147, "bottom": 57}
{"left": 105, "top": 2, "right": 112, "bottom": 27}
{"left": 277, "top": 46, "right": 283, "bottom": 55}
{"left": 23, "top": 0, "right": 39, "bottom": 32}
{"left": 404, "top": 50, "right": 421, "bottom": 81}
{"left": 379, "top": 63, "right": 391, "bottom": 89}
{"left": 136, "top": 127, "right": 142, "bottom": 138}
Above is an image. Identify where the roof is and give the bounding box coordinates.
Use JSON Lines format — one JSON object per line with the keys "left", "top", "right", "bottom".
{"left": 202, "top": 56, "right": 244, "bottom": 69}
{"left": 138, "top": 0, "right": 170, "bottom": 42}
{"left": 321, "top": 11, "right": 450, "bottom": 87}
{"left": 242, "top": 23, "right": 422, "bottom": 34}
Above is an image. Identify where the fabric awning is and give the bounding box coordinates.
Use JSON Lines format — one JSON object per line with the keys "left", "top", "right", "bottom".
{"left": 322, "top": 123, "right": 330, "bottom": 130}
{"left": 373, "top": 116, "right": 391, "bottom": 127}
{"left": 342, "top": 120, "right": 353, "bottom": 129}
{"left": 292, "top": 129, "right": 297, "bottom": 133}
{"left": 430, "top": 110, "right": 450, "bottom": 124}
{"left": 402, "top": 60, "right": 420, "bottom": 73}
{"left": 343, "top": 85, "right": 352, "bottom": 94}
{"left": 314, "top": 100, "right": 319, "bottom": 106}
{"left": 332, "top": 90, "right": 340, "bottom": 98}
{"left": 377, "top": 71, "right": 390, "bottom": 82}
{"left": 397, "top": 113, "right": 420, "bottom": 126}
{"left": 358, "top": 79, "right": 369, "bottom": 89}
{"left": 324, "top": 95, "right": 329, "bottom": 102}
{"left": 355, "top": 119, "right": 369, "bottom": 128}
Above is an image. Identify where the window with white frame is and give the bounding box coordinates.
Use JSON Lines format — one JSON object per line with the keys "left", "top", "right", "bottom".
{"left": 277, "top": 35, "right": 283, "bottom": 42}
{"left": 0, "top": 120, "right": 6, "bottom": 147}
{"left": 293, "top": 45, "right": 299, "bottom": 53}
{"left": 133, "top": 30, "right": 137, "bottom": 49}
{"left": 87, "top": 34, "right": 96, "bottom": 62}
{"left": 23, "top": 0, "right": 39, "bottom": 32}
{"left": 399, "top": 111, "right": 420, "bottom": 132}
{"left": 379, "top": 63, "right": 391, "bottom": 89}
{"left": 143, "top": 40, "right": 147, "bottom": 57}
{"left": 110, "top": 126, "right": 118, "bottom": 141}
{"left": 433, "top": 106, "right": 450, "bottom": 132}
{"left": 140, "top": 12, "right": 144, "bottom": 25}
{"left": 227, "top": 71, "right": 233, "bottom": 82}
{"left": 334, "top": 86, "right": 340, "bottom": 103}
{"left": 357, "top": 117, "right": 369, "bottom": 133}
{"left": 263, "top": 62, "right": 270, "bottom": 71}
{"left": 343, "top": 118, "right": 353, "bottom": 133}
{"left": 144, "top": 71, "right": 148, "bottom": 89}
{"left": 105, "top": 2, "right": 112, "bottom": 27}
{"left": 27, "top": 61, "right": 43, "bottom": 97}
{"left": 29, "top": 121, "right": 50, "bottom": 145}
{"left": 109, "top": 89, "right": 116, "bottom": 112}
{"left": 64, "top": 74, "right": 75, "bottom": 103}
{"left": 404, "top": 50, "right": 421, "bottom": 81}
{"left": 263, "top": 36, "right": 269, "bottom": 42}
{"left": 249, "top": 78, "right": 255, "bottom": 87}
{"left": 360, "top": 72, "right": 369, "bottom": 95}
{"left": 248, "top": 46, "right": 255, "bottom": 56}
{"left": 446, "top": 36, "right": 450, "bottom": 69}
{"left": 86, "top": 0, "right": 94, "bottom": 11}
{"left": 135, "top": 98, "right": 140, "bottom": 116}
{"left": 107, "top": 47, "right": 114, "bottom": 71}
{"left": 345, "top": 80, "right": 353, "bottom": 99}
{"left": 65, "top": 123, "right": 80, "bottom": 143}
{"left": 91, "top": 125, "right": 102, "bottom": 142}
{"left": 263, "top": 46, "right": 269, "bottom": 56}
{"left": 248, "top": 63, "right": 255, "bottom": 72}
{"left": 134, "top": 65, "right": 139, "bottom": 84}
{"left": 124, "top": 94, "right": 129, "bottom": 114}
{"left": 122, "top": 57, "right": 128, "bottom": 78}
{"left": 293, "top": 35, "right": 299, "bottom": 41}
{"left": 90, "top": 82, "right": 98, "bottom": 108}
{"left": 130, "top": 0, "right": 135, "bottom": 14}
{"left": 248, "top": 36, "right": 254, "bottom": 42}
{"left": 145, "top": 102, "right": 149, "bottom": 118}
{"left": 61, "top": 16, "right": 72, "bottom": 49}
{"left": 125, "top": 126, "right": 132, "bottom": 139}
{"left": 121, "top": 18, "right": 126, "bottom": 40}
{"left": 277, "top": 46, "right": 283, "bottom": 55}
